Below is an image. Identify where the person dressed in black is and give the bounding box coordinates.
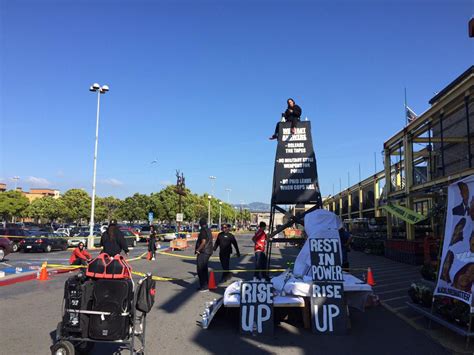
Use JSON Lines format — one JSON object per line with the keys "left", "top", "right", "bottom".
{"left": 195, "top": 218, "right": 214, "bottom": 292}
{"left": 100, "top": 219, "right": 129, "bottom": 257}
{"left": 148, "top": 225, "right": 157, "bottom": 261}
{"left": 213, "top": 223, "right": 240, "bottom": 283}
{"left": 270, "top": 98, "right": 302, "bottom": 140}
{"left": 338, "top": 227, "right": 352, "bottom": 269}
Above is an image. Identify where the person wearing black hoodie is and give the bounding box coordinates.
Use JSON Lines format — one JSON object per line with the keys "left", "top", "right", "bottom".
{"left": 100, "top": 220, "right": 129, "bottom": 257}
{"left": 270, "top": 98, "right": 302, "bottom": 140}
{"left": 195, "top": 218, "right": 214, "bottom": 292}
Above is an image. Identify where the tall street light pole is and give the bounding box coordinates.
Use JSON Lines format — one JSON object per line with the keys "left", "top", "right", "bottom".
{"left": 225, "top": 188, "right": 231, "bottom": 204}
{"left": 88, "top": 83, "right": 109, "bottom": 249}
{"left": 219, "top": 201, "right": 222, "bottom": 230}
{"left": 208, "top": 195, "right": 212, "bottom": 225}
{"left": 12, "top": 176, "right": 20, "bottom": 190}
{"left": 209, "top": 176, "right": 216, "bottom": 197}
{"left": 234, "top": 207, "right": 238, "bottom": 228}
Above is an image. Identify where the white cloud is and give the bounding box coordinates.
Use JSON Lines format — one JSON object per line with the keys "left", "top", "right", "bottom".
{"left": 100, "top": 178, "right": 124, "bottom": 187}
{"left": 25, "top": 176, "right": 51, "bottom": 187}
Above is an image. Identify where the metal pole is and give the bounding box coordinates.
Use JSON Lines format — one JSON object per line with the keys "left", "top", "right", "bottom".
{"left": 219, "top": 203, "right": 222, "bottom": 229}
{"left": 89, "top": 90, "right": 101, "bottom": 249}
{"left": 465, "top": 96, "right": 472, "bottom": 168}
{"left": 404, "top": 87, "right": 408, "bottom": 126}
{"left": 12, "top": 176, "right": 19, "bottom": 190}
{"left": 208, "top": 196, "right": 211, "bottom": 225}
{"left": 374, "top": 152, "right": 377, "bottom": 174}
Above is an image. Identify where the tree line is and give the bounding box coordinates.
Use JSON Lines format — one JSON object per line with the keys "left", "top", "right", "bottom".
{"left": 0, "top": 186, "right": 252, "bottom": 224}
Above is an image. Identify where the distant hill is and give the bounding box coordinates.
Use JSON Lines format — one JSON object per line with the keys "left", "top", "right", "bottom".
{"left": 232, "top": 202, "right": 271, "bottom": 212}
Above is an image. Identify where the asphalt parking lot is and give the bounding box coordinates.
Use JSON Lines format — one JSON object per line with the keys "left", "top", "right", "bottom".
{"left": 0, "top": 235, "right": 449, "bottom": 354}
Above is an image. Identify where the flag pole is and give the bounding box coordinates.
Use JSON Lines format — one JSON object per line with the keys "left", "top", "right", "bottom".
{"left": 404, "top": 87, "right": 408, "bottom": 126}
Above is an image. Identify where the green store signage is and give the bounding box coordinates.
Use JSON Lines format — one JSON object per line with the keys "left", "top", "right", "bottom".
{"left": 382, "top": 204, "right": 427, "bottom": 224}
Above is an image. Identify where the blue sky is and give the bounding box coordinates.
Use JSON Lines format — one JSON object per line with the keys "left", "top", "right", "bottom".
{"left": 1, "top": 0, "right": 472, "bottom": 203}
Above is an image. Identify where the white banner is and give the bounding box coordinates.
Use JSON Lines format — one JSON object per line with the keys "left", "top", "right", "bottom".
{"left": 434, "top": 175, "right": 474, "bottom": 305}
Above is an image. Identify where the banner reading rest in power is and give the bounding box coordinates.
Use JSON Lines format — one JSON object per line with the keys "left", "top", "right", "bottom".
{"left": 434, "top": 175, "right": 474, "bottom": 305}
{"left": 271, "top": 121, "right": 322, "bottom": 205}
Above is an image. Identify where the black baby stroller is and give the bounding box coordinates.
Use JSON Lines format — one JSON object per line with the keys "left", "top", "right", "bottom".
{"left": 51, "top": 254, "right": 156, "bottom": 355}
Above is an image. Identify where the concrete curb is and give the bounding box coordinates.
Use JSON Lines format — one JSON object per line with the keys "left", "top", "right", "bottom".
{"left": 0, "top": 267, "right": 80, "bottom": 287}
{"left": 0, "top": 245, "right": 173, "bottom": 287}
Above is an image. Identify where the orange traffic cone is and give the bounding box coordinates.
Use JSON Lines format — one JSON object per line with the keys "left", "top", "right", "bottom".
{"left": 38, "top": 262, "right": 49, "bottom": 281}
{"left": 208, "top": 271, "right": 217, "bottom": 290}
{"left": 366, "top": 267, "right": 376, "bottom": 286}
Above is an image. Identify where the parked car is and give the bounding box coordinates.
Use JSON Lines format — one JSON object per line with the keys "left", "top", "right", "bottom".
{"left": 139, "top": 225, "right": 152, "bottom": 242}
{"left": 249, "top": 224, "right": 258, "bottom": 231}
{"left": 122, "top": 230, "right": 138, "bottom": 247}
{"left": 55, "top": 228, "right": 72, "bottom": 237}
{"left": 119, "top": 226, "right": 140, "bottom": 243}
{"left": 70, "top": 231, "right": 102, "bottom": 247}
{"left": 0, "top": 227, "right": 30, "bottom": 252}
{"left": 163, "top": 232, "right": 177, "bottom": 241}
{"left": 19, "top": 233, "right": 68, "bottom": 253}
{"left": 0, "top": 237, "right": 14, "bottom": 261}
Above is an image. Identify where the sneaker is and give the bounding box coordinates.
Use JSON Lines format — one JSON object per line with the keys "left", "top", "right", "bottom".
{"left": 199, "top": 288, "right": 209, "bottom": 293}
{"left": 134, "top": 323, "right": 143, "bottom": 335}
{"left": 269, "top": 135, "right": 277, "bottom": 140}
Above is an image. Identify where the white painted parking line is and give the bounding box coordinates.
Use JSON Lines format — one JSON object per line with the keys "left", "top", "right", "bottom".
{"left": 377, "top": 287, "right": 409, "bottom": 295}
{"left": 382, "top": 295, "right": 409, "bottom": 302}
{"left": 374, "top": 280, "right": 415, "bottom": 289}
{"left": 392, "top": 305, "right": 409, "bottom": 311}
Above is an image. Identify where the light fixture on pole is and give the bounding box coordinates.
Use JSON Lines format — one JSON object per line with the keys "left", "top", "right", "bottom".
{"left": 88, "top": 83, "right": 109, "bottom": 249}
{"left": 207, "top": 195, "right": 212, "bottom": 226}
{"left": 225, "top": 188, "right": 231, "bottom": 204}
{"left": 209, "top": 176, "right": 216, "bottom": 197}
{"left": 219, "top": 201, "right": 222, "bottom": 230}
{"left": 12, "top": 176, "right": 20, "bottom": 190}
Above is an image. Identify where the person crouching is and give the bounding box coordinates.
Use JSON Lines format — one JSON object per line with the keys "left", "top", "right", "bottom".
{"left": 69, "top": 242, "right": 92, "bottom": 266}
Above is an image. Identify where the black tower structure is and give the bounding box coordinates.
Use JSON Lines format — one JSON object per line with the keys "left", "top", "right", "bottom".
{"left": 266, "top": 121, "right": 322, "bottom": 268}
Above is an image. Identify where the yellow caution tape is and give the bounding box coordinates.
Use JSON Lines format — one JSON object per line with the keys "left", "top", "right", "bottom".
{"left": 127, "top": 252, "right": 148, "bottom": 262}
{"left": 156, "top": 251, "right": 219, "bottom": 260}
{"left": 212, "top": 268, "right": 286, "bottom": 273}
{"left": 156, "top": 250, "right": 252, "bottom": 260}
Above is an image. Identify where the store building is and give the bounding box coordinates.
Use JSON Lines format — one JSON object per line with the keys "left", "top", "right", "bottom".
{"left": 324, "top": 66, "right": 474, "bottom": 264}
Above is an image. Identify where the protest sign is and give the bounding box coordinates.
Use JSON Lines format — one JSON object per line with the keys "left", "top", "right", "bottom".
{"left": 435, "top": 175, "right": 474, "bottom": 305}
{"left": 309, "top": 235, "right": 346, "bottom": 334}
{"left": 240, "top": 281, "right": 274, "bottom": 335}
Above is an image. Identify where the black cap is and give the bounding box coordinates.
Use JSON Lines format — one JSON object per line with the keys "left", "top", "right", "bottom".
{"left": 199, "top": 218, "right": 207, "bottom": 227}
